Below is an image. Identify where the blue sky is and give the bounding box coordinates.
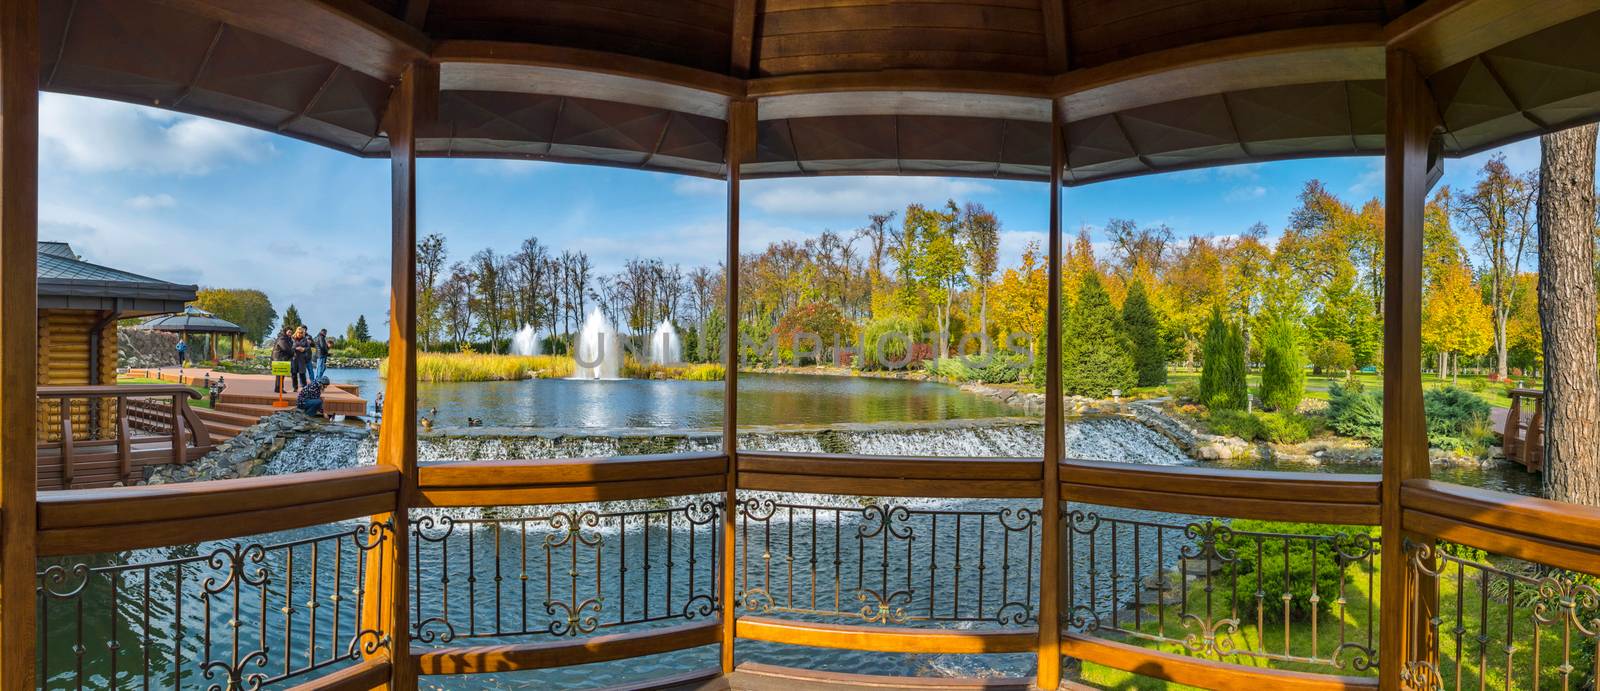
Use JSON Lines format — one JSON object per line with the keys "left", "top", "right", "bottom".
{"left": 38, "top": 93, "right": 1540, "bottom": 334}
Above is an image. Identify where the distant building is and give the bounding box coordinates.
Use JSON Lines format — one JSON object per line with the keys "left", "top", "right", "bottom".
{"left": 36, "top": 242, "right": 196, "bottom": 443}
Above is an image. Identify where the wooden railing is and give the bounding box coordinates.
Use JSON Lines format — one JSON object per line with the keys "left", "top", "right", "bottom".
{"left": 1502, "top": 389, "right": 1545, "bottom": 471}
{"left": 35, "top": 384, "right": 214, "bottom": 491}
{"left": 27, "top": 452, "right": 1600, "bottom": 689}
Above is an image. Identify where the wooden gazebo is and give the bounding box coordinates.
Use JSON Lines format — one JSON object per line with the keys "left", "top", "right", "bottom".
{"left": 2, "top": 1, "right": 1600, "bottom": 690}
{"left": 139, "top": 306, "right": 247, "bottom": 362}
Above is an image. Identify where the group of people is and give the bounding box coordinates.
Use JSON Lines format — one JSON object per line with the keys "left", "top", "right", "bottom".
{"left": 272, "top": 325, "right": 331, "bottom": 416}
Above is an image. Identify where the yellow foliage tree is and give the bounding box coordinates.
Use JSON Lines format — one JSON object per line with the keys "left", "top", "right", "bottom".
{"left": 990, "top": 240, "right": 1048, "bottom": 348}
{"left": 1422, "top": 262, "right": 1494, "bottom": 379}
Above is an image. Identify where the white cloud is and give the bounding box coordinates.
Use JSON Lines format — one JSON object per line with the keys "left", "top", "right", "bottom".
{"left": 1168, "top": 163, "right": 1264, "bottom": 184}
{"left": 998, "top": 229, "right": 1045, "bottom": 266}
{"left": 471, "top": 159, "right": 550, "bottom": 176}
{"left": 40, "top": 93, "right": 275, "bottom": 175}
{"left": 674, "top": 177, "right": 724, "bottom": 196}
{"left": 125, "top": 193, "right": 177, "bottom": 209}
{"left": 1223, "top": 185, "right": 1267, "bottom": 202}
{"left": 1346, "top": 159, "right": 1384, "bottom": 198}
{"left": 745, "top": 176, "right": 994, "bottom": 218}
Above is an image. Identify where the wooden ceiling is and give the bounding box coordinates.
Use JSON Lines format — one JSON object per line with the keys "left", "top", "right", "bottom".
{"left": 37, "top": 0, "right": 1600, "bottom": 183}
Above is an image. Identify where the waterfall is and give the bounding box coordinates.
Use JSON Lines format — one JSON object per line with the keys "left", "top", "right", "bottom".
{"left": 510, "top": 324, "right": 541, "bottom": 356}
{"left": 648, "top": 319, "right": 681, "bottom": 365}
{"left": 571, "top": 308, "right": 622, "bottom": 379}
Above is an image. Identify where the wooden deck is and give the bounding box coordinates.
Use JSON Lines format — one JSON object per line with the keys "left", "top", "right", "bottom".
{"left": 129, "top": 366, "right": 371, "bottom": 420}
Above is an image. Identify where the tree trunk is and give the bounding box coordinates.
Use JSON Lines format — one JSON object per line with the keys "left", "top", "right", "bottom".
{"left": 1538, "top": 122, "right": 1600, "bottom": 505}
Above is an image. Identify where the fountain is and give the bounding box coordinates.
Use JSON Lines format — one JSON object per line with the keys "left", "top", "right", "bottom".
{"left": 648, "top": 319, "right": 681, "bottom": 365}
{"left": 510, "top": 324, "right": 541, "bottom": 356}
{"left": 572, "top": 308, "right": 622, "bottom": 380}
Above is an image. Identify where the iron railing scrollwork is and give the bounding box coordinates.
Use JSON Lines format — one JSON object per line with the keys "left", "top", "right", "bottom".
{"left": 735, "top": 497, "right": 1040, "bottom": 627}
{"left": 409, "top": 497, "right": 723, "bottom": 646}
{"left": 36, "top": 519, "right": 394, "bottom": 690}
{"left": 1403, "top": 538, "right": 1600, "bottom": 690}
{"left": 1064, "top": 508, "right": 1379, "bottom": 674}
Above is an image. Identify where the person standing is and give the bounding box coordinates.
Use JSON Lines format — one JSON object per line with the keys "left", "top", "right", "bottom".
{"left": 272, "top": 327, "right": 294, "bottom": 393}
{"left": 314, "top": 328, "right": 331, "bottom": 380}
{"left": 291, "top": 326, "right": 312, "bottom": 391}
{"left": 175, "top": 337, "right": 187, "bottom": 366}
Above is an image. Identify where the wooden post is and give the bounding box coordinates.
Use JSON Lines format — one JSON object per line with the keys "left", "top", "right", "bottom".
{"left": 0, "top": 0, "right": 38, "bottom": 685}
{"left": 1037, "top": 101, "right": 1065, "bottom": 691}
{"left": 1380, "top": 48, "right": 1437, "bottom": 691}
{"left": 367, "top": 60, "right": 434, "bottom": 691}
{"left": 721, "top": 97, "right": 756, "bottom": 675}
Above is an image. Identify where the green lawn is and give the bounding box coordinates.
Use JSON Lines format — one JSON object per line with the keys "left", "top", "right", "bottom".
{"left": 1164, "top": 368, "right": 1537, "bottom": 409}
{"left": 116, "top": 375, "right": 212, "bottom": 408}
{"left": 1070, "top": 554, "right": 1589, "bottom": 689}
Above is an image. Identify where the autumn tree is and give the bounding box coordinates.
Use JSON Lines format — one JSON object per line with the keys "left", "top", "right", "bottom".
{"left": 1538, "top": 123, "right": 1599, "bottom": 505}
{"left": 1121, "top": 279, "right": 1166, "bottom": 387}
{"left": 416, "top": 233, "right": 447, "bottom": 350}
{"left": 961, "top": 203, "right": 1000, "bottom": 352}
{"left": 1062, "top": 272, "right": 1135, "bottom": 398}
{"left": 190, "top": 288, "right": 276, "bottom": 342}
{"left": 1420, "top": 263, "right": 1493, "bottom": 381}
{"left": 1457, "top": 154, "right": 1537, "bottom": 378}
{"left": 898, "top": 202, "right": 965, "bottom": 358}
{"left": 991, "top": 240, "right": 1047, "bottom": 350}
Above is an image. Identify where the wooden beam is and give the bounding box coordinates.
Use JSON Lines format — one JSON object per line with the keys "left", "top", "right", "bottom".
{"left": 0, "top": 0, "right": 37, "bottom": 686}
{"left": 736, "top": 617, "right": 1036, "bottom": 655}
{"left": 146, "top": 0, "right": 429, "bottom": 81}
{"left": 1037, "top": 100, "right": 1064, "bottom": 691}
{"left": 749, "top": 69, "right": 1051, "bottom": 100}
{"left": 400, "top": 0, "right": 429, "bottom": 29}
{"left": 721, "top": 97, "right": 756, "bottom": 674}
{"left": 368, "top": 60, "right": 432, "bottom": 691}
{"left": 1379, "top": 48, "right": 1438, "bottom": 691}
{"left": 1384, "top": 0, "right": 1598, "bottom": 74}
{"left": 1039, "top": 0, "right": 1069, "bottom": 73}
{"left": 729, "top": 0, "right": 758, "bottom": 78}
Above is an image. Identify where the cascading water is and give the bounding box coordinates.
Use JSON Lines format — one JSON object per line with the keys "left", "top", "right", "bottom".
{"left": 571, "top": 307, "right": 621, "bottom": 379}
{"left": 510, "top": 324, "right": 541, "bottom": 355}
{"left": 648, "top": 318, "right": 681, "bottom": 365}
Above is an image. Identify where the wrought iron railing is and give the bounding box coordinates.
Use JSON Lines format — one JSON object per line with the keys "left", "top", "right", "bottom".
{"left": 1063, "top": 506, "right": 1380, "bottom": 674}
{"left": 408, "top": 497, "right": 723, "bottom": 646}
{"left": 1403, "top": 540, "right": 1600, "bottom": 690}
{"left": 735, "top": 496, "right": 1040, "bottom": 627}
{"left": 35, "top": 519, "right": 392, "bottom": 690}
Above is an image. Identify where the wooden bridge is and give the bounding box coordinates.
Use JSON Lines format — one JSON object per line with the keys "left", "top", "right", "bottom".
{"left": 1494, "top": 388, "right": 1546, "bottom": 472}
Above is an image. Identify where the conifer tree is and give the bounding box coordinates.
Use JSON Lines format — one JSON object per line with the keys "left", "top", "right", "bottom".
{"left": 281, "top": 304, "right": 303, "bottom": 332}
{"left": 1200, "top": 306, "right": 1248, "bottom": 410}
{"left": 1062, "top": 272, "right": 1135, "bottom": 398}
{"left": 1121, "top": 280, "right": 1167, "bottom": 387}
{"left": 1259, "top": 314, "right": 1306, "bottom": 412}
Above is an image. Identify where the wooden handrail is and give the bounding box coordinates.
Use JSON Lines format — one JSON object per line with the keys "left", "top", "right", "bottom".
{"left": 735, "top": 616, "right": 1037, "bottom": 655}
{"left": 737, "top": 452, "right": 1042, "bottom": 498}
{"left": 1401, "top": 479, "right": 1600, "bottom": 575}
{"left": 37, "top": 384, "right": 214, "bottom": 489}
{"left": 414, "top": 619, "right": 719, "bottom": 675}
{"left": 415, "top": 452, "right": 727, "bottom": 507}
{"left": 1060, "top": 633, "right": 1378, "bottom": 690}
{"left": 1060, "top": 459, "right": 1383, "bottom": 525}
{"left": 37, "top": 384, "right": 201, "bottom": 398}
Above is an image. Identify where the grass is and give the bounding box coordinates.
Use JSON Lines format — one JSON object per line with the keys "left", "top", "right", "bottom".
{"left": 394, "top": 352, "right": 576, "bottom": 382}
{"left": 1165, "top": 368, "right": 1536, "bottom": 409}
{"left": 116, "top": 375, "right": 211, "bottom": 408}
{"left": 622, "top": 358, "right": 726, "bottom": 381}
{"left": 1070, "top": 554, "right": 1589, "bottom": 689}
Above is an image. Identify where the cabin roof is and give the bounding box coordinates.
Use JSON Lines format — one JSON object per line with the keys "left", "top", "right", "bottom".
{"left": 37, "top": 242, "right": 198, "bottom": 315}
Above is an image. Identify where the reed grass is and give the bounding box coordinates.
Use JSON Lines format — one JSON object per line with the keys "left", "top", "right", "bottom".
{"left": 384, "top": 352, "right": 576, "bottom": 382}
{"left": 621, "top": 358, "right": 726, "bottom": 381}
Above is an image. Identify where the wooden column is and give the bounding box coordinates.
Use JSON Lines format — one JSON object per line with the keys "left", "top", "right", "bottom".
{"left": 721, "top": 97, "right": 756, "bottom": 674}
{"left": 0, "top": 0, "right": 37, "bottom": 687}
{"left": 368, "top": 60, "right": 435, "bottom": 691}
{"left": 1037, "top": 101, "right": 1065, "bottom": 691}
{"left": 1379, "top": 48, "right": 1437, "bottom": 691}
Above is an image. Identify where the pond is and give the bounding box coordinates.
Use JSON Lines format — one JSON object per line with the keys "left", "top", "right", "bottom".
{"left": 328, "top": 369, "right": 1023, "bottom": 431}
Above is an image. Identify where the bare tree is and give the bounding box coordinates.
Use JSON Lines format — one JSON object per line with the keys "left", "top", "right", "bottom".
{"left": 1458, "top": 154, "right": 1538, "bottom": 378}
{"left": 1538, "top": 123, "right": 1599, "bottom": 505}
{"left": 415, "top": 233, "right": 447, "bottom": 351}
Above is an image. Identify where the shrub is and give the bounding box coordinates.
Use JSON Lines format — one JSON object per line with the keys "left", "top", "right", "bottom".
{"left": 1258, "top": 316, "right": 1305, "bottom": 412}
{"left": 1257, "top": 412, "right": 1317, "bottom": 444}
{"left": 334, "top": 339, "right": 389, "bottom": 359}
{"left": 1467, "top": 376, "right": 1488, "bottom": 393}
{"left": 1223, "top": 520, "right": 1376, "bottom": 624}
{"left": 1207, "top": 409, "right": 1262, "bottom": 441}
{"left": 1170, "top": 380, "right": 1200, "bottom": 402}
{"left": 1424, "top": 386, "right": 1492, "bottom": 451}
{"left": 1327, "top": 381, "right": 1383, "bottom": 443}
{"left": 861, "top": 316, "right": 920, "bottom": 370}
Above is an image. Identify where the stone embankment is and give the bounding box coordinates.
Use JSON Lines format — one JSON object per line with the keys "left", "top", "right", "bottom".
{"left": 143, "top": 413, "right": 370, "bottom": 484}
